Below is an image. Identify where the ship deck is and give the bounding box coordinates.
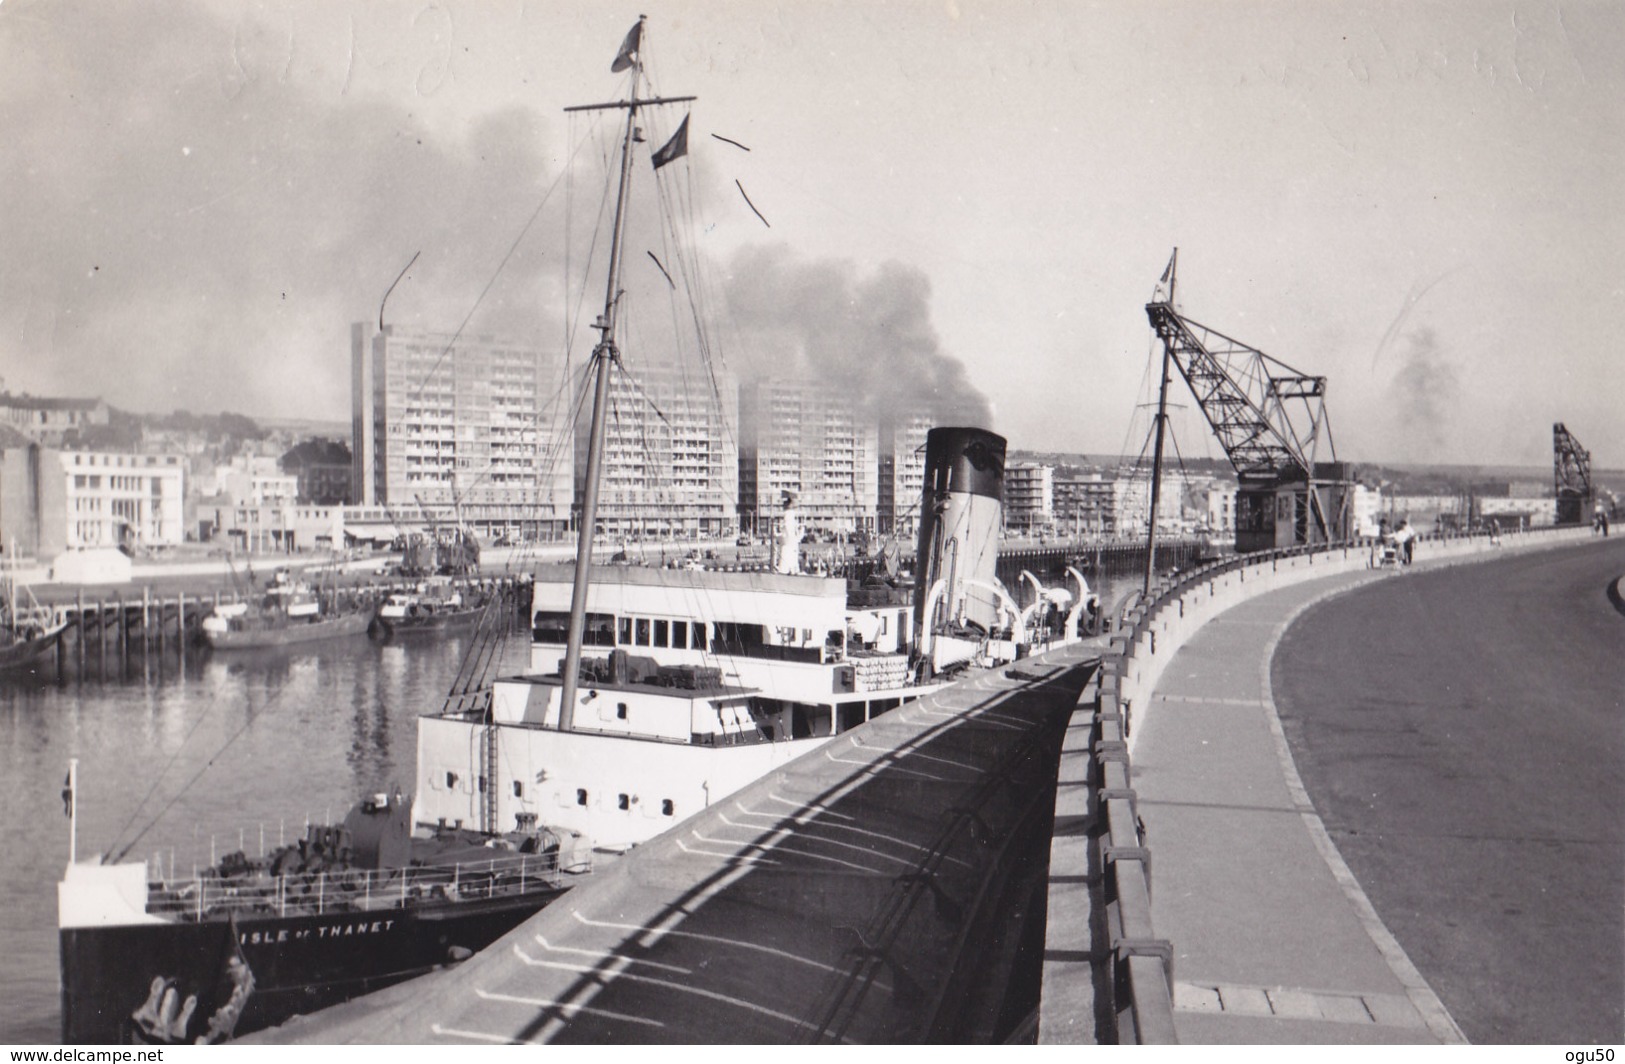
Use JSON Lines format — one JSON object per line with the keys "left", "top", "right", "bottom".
{"left": 250, "top": 637, "right": 1104, "bottom": 1044}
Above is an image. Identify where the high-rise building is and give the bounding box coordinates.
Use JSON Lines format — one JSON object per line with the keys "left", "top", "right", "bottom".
{"left": 739, "top": 380, "right": 878, "bottom": 537}
{"left": 877, "top": 409, "right": 933, "bottom": 538}
{"left": 1053, "top": 472, "right": 1112, "bottom": 536}
{"left": 579, "top": 360, "right": 739, "bottom": 539}
{"left": 350, "top": 324, "right": 573, "bottom": 535}
{"left": 1002, "top": 462, "right": 1055, "bottom": 531}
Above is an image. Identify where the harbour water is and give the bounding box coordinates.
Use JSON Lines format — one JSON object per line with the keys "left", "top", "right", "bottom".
{"left": 0, "top": 625, "right": 534, "bottom": 1044}
{"left": 1, "top": 560, "right": 1149, "bottom": 1045}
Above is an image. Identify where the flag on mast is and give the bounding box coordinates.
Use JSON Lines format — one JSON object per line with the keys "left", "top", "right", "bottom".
{"left": 62, "top": 770, "right": 73, "bottom": 817}
{"left": 652, "top": 115, "right": 690, "bottom": 170}
{"left": 611, "top": 21, "right": 642, "bottom": 72}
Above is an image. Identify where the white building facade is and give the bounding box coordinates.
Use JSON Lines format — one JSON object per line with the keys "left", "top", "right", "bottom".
{"left": 62, "top": 451, "right": 184, "bottom": 548}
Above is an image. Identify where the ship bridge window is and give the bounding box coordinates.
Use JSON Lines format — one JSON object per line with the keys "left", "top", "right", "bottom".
{"left": 618, "top": 617, "right": 632, "bottom": 645}
{"left": 714, "top": 621, "right": 764, "bottom": 650}
{"left": 533, "top": 611, "right": 616, "bottom": 646}
{"left": 635, "top": 618, "right": 651, "bottom": 646}
{"left": 654, "top": 619, "right": 669, "bottom": 646}
{"left": 690, "top": 621, "right": 707, "bottom": 650}
{"left": 673, "top": 620, "right": 689, "bottom": 647}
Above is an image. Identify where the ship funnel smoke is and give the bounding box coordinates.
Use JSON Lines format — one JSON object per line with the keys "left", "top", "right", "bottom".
{"left": 723, "top": 245, "right": 992, "bottom": 428}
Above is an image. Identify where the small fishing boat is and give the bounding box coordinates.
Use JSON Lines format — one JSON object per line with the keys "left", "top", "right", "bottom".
{"left": 200, "top": 569, "right": 374, "bottom": 650}
{"left": 1, "top": 573, "right": 67, "bottom": 676}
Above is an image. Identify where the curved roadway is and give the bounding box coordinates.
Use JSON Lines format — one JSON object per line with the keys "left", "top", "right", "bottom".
{"left": 1272, "top": 537, "right": 1625, "bottom": 1043}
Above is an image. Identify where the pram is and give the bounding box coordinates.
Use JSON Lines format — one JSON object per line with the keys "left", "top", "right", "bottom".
{"left": 1378, "top": 534, "right": 1399, "bottom": 567}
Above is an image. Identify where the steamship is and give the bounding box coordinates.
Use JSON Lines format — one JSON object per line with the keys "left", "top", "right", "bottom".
{"left": 412, "top": 427, "right": 1091, "bottom": 852}
{"left": 56, "top": 429, "right": 1079, "bottom": 1043}
{"left": 57, "top": 20, "right": 1090, "bottom": 1044}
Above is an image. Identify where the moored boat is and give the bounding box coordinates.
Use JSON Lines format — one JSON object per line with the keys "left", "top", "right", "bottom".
{"left": 1, "top": 573, "right": 67, "bottom": 677}
{"left": 58, "top": 782, "right": 588, "bottom": 1043}
{"left": 371, "top": 578, "right": 486, "bottom": 637}
{"left": 200, "top": 569, "right": 375, "bottom": 650}
{"left": 0, "top": 619, "right": 67, "bottom": 675}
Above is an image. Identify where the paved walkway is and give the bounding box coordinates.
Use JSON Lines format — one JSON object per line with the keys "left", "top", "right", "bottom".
{"left": 1132, "top": 567, "right": 1468, "bottom": 1044}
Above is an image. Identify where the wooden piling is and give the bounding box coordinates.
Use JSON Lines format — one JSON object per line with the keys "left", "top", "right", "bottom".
{"left": 75, "top": 590, "right": 86, "bottom": 673}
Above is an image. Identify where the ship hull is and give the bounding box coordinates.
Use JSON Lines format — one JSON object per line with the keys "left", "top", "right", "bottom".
{"left": 59, "top": 889, "right": 564, "bottom": 1044}
{"left": 203, "top": 611, "right": 373, "bottom": 650}
{"left": 373, "top": 607, "right": 482, "bottom": 637}
{"left": 0, "top": 624, "right": 66, "bottom": 674}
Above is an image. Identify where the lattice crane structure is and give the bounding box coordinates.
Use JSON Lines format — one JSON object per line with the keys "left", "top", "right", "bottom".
{"left": 1553, "top": 422, "right": 1593, "bottom": 525}
{"left": 1144, "top": 252, "right": 1354, "bottom": 551}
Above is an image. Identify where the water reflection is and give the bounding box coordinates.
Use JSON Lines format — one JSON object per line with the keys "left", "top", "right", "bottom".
{"left": 0, "top": 622, "right": 532, "bottom": 1044}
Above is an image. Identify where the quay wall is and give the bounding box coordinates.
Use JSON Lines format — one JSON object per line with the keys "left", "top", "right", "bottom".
{"left": 1040, "top": 524, "right": 1597, "bottom": 1045}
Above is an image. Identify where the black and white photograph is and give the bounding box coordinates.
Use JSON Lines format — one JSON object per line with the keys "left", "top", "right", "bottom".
{"left": 1, "top": 0, "right": 1620, "bottom": 1048}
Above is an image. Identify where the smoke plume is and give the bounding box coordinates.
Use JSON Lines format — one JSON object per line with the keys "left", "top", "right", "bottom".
{"left": 0, "top": 1, "right": 569, "bottom": 418}
{"left": 721, "top": 244, "right": 992, "bottom": 428}
{"left": 1384, "top": 326, "right": 1460, "bottom": 458}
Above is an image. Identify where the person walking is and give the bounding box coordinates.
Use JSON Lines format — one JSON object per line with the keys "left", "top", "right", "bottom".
{"left": 1394, "top": 519, "right": 1415, "bottom": 566}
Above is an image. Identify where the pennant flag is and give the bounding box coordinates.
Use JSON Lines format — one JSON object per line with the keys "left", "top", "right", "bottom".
{"left": 62, "top": 771, "right": 73, "bottom": 817}
{"left": 652, "top": 115, "right": 690, "bottom": 170}
{"left": 611, "top": 21, "right": 642, "bottom": 72}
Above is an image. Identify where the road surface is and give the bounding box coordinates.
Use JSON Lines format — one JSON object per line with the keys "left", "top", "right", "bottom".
{"left": 1271, "top": 536, "right": 1625, "bottom": 1043}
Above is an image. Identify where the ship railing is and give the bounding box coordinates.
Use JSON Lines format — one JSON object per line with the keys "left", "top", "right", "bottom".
{"left": 143, "top": 848, "right": 574, "bottom": 922}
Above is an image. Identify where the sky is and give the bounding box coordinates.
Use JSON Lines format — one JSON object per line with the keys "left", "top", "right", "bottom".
{"left": 1, "top": 0, "right": 1621, "bottom": 469}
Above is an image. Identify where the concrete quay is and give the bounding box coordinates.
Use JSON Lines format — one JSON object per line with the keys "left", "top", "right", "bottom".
{"left": 1039, "top": 524, "right": 1599, "bottom": 1044}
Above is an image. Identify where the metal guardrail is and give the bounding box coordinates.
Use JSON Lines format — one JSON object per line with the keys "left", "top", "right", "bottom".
{"left": 144, "top": 849, "right": 572, "bottom": 922}
{"left": 1085, "top": 524, "right": 1575, "bottom": 1042}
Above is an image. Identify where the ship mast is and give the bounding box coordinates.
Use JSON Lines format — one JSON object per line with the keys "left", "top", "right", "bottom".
{"left": 557, "top": 19, "right": 694, "bottom": 728}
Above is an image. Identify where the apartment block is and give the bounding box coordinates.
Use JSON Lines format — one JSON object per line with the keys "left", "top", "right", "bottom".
{"left": 1003, "top": 462, "right": 1055, "bottom": 530}
{"left": 739, "top": 380, "right": 878, "bottom": 537}
{"left": 579, "top": 359, "right": 739, "bottom": 539}
{"left": 877, "top": 410, "right": 932, "bottom": 538}
{"left": 351, "top": 324, "right": 572, "bottom": 534}
{"left": 1053, "top": 473, "right": 1113, "bottom": 535}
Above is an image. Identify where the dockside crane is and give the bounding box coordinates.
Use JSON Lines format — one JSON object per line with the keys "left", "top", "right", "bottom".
{"left": 1144, "top": 251, "right": 1353, "bottom": 552}
{"left": 1553, "top": 422, "right": 1593, "bottom": 526}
